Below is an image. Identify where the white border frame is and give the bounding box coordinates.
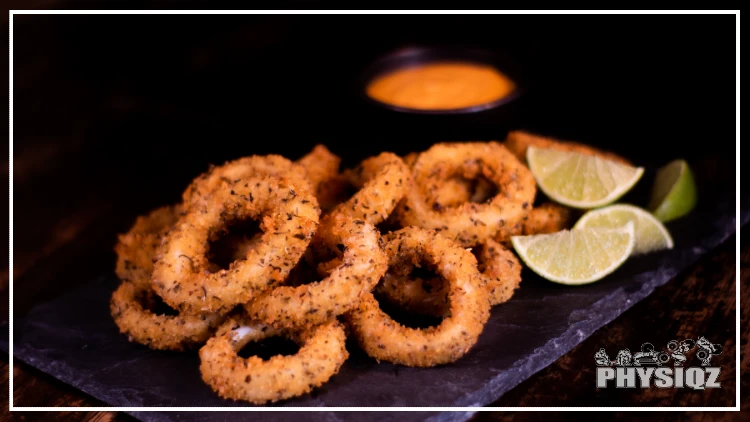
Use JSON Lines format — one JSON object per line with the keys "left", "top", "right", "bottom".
{"left": 7, "top": 9, "right": 741, "bottom": 413}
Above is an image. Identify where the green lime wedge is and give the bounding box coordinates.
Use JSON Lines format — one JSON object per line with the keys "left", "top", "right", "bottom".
{"left": 527, "top": 146, "right": 644, "bottom": 209}
{"left": 511, "top": 222, "right": 635, "bottom": 285}
{"left": 574, "top": 204, "right": 673, "bottom": 255}
{"left": 648, "top": 159, "right": 697, "bottom": 222}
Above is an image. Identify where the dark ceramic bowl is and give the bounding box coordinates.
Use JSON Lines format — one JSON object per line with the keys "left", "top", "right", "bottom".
{"left": 356, "top": 46, "right": 529, "bottom": 141}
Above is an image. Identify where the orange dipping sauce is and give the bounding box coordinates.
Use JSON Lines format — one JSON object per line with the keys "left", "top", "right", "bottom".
{"left": 365, "top": 62, "right": 515, "bottom": 111}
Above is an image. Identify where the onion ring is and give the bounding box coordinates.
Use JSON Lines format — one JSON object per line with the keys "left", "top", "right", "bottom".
{"left": 199, "top": 314, "right": 347, "bottom": 404}
{"left": 152, "top": 176, "right": 320, "bottom": 315}
{"left": 375, "top": 271, "right": 449, "bottom": 317}
{"left": 346, "top": 227, "right": 490, "bottom": 367}
{"left": 521, "top": 202, "right": 573, "bottom": 235}
{"left": 329, "top": 152, "right": 410, "bottom": 226}
{"left": 115, "top": 205, "right": 181, "bottom": 289}
{"left": 402, "top": 152, "right": 419, "bottom": 168}
{"left": 376, "top": 238, "right": 522, "bottom": 316}
{"left": 505, "top": 130, "right": 632, "bottom": 166}
{"left": 245, "top": 213, "right": 388, "bottom": 328}
{"left": 313, "top": 173, "right": 351, "bottom": 214}
{"left": 432, "top": 178, "right": 475, "bottom": 209}
{"left": 182, "top": 155, "right": 313, "bottom": 207}
{"left": 405, "top": 151, "right": 497, "bottom": 208}
{"left": 296, "top": 145, "right": 342, "bottom": 210}
{"left": 398, "top": 142, "right": 536, "bottom": 247}
{"left": 479, "top": 239, "right": 523, "bottom": 306}
{"left": 110, "top": 281, "right": 223, "bottom": 351}
{"left": 493, "top": 202, "right": 573, "bottom": 245}
{"left": 468, "top": 177, "right": 497, "bottom": 204}
{"left": 433, "top": 177, "right": 499, "bottom": 209}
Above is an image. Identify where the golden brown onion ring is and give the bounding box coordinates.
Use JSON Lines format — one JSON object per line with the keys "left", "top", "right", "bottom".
{"left": 115, "top": 205, "right": 181, "bottom": 290}
{"left": 405, "top": 150, "right": 507, "bottom": 208}
{"left": 152, "top": 176, "right": 320, "bottom": 315}
{"left": 429, "top": 176, "right": 498, "bottom": 209}
{"left": 110, "top": 281, "right": 223, "bottom": 351}
{"left": 245, "top": 213, "right": 387, "bottom": 328}
{"left": 493, "top": 202, "right": 573, "bottom": 245}
{"left": 182, "top": 155, "right": 313, "bottom": 207}
{"left": 402, "top": 151, "right": 419, "bottom": 168}
{"left": 376, "top": 238, "right": 522, "bottom": 316}
{"left": 199, "top": 314, "right": 347, "bottom": 404}
{"left": 522, "top": 202, "right": 573, "bottom": 235}
{"left": 296, "top": 144, "right": 342, "bottom": 210}
{"left": 329, "top": 152, "right": 410, "bottom": 226}
{"left": 346, "top": 227, "right": 490, "bottom": 367}
{"left": 375, "top": 271, "right": 449, "bottom": 317}
{"left": 398, "top": 142, "right": 536, "bottom": 247}
{"left": 479, "top": 239, "right": 523, "bottom": 306}
{"left": 313, "top": 173, "right": 351, "bottom": 214}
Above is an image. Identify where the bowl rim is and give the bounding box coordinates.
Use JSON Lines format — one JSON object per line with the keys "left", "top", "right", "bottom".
{"left": 358, "top": 45, "right": 527, "bottom": 115}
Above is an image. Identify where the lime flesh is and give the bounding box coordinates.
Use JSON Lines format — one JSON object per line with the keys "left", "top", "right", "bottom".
{"left": 574, "top": 204, "right": 673, "bottom": 255}
{"left": 527, "top": 146, "right": 644, "bottom": 209}
{"left": 511, "top": 222, "right": 635, "bottom": 285}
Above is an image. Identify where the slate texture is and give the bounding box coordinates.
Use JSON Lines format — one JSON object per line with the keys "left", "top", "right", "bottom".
{"left": 5, "top": 190, "right": 744, "bottom": 422}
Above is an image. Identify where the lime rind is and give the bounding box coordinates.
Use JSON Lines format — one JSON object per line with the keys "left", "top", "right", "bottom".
{"left": 574, "top": 204, "right": 674, "bottom": 255}
{"left": 527, "top": 146, "right": 644, "bottom": 209}
{"left": 511, "top": 222, "right": 635, "bottom": 285}
{"left": 649, "top": 159, "right": 697, "bottom": 223}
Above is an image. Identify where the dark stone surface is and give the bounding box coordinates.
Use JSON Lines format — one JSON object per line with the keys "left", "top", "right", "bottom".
{"left": 5, "top": 192, "right": 745, "bottom": 422}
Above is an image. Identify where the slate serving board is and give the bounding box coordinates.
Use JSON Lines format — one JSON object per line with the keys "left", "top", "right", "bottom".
{"left": 5, "top": 186, "right": 744, "bottom": 422}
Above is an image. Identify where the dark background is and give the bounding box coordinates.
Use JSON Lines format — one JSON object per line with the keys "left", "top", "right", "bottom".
{"left": 6, "top": 13, "right": 740, "bottom": 415}
{"left": 11, "top": 14, "right": 737, "bottom": 301}
{"left": 10, "top": 13, "right": 738, "bottom": 310}
{"left": 13, "top": 13, "right": 737, "bottom": 162}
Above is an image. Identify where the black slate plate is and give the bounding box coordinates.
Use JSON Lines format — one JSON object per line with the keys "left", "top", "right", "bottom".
{"left": 5, "top": 186, "right": 744, "bottom": 422}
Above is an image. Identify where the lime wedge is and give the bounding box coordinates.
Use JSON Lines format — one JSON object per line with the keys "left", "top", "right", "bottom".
{"left": 511, "top": 222, "right": 635, "bottom": 285}
{"left": 527, "top": 146, "right": 644, "bottom": 209}
{"left": 574, "top": 204, "right": 673, "bottom": 255}
{"left": 648, "top": 159, "right": 697, "bottom": 223}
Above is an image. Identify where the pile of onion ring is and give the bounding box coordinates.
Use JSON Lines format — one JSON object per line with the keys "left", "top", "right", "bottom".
{"left": 111, "top": 133, "right": 627, "bottom": 403}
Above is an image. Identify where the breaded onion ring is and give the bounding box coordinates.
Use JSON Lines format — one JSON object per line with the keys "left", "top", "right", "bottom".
{"left": 522, "top": 202, "right": 573, "bottom": 235}
{"left": 152, "top": 176, "right": 320, "bottom": 315}
{"left": 430, "top": 176, "right": 498, "bottom": 209}
{"left": 479, "top": 239, "right": 523, "bottom": 306}
{"left": 115, "top": 205, "right": 180, "bottom": 289}
{"left": 199, "top": 314, "right": 347, "bottom": 404}
{"left": 493, "top": 202, "right": 573, "bottom": 245}
{"left": 468, "top": 177, "right": 497, "bottom": 204}
{"left": 313, "top": 173, "right": 351, "bottom": 213}
{"left": 346, "top": 227, "right": 490, "bottom": 367}
{"left": 330, "top": 152, "right": 410, "bottom": 226}
{"left": 110, "top": 281, "right": 223, "bottom": 351}
{"left": 432, "top": 178, "right": 475, "bottom": 209}
{"left": 182, "top": 155, "right": 313, "bottom": 207}
{"left": 376, "top": 271, "right": 449, "bottom": 317}
{"left": 296, "top": 144, "right": 342, "bottom": 208}
{"left": 245, "top": 213, "right": 388, "bottom": 328}
{"left": 398, "top": 142, "right": 536, "bottom": 247}
{"left": 406, "top": 150, "right": 507, "bottom": 208}
{"left": 376, "top": 238, "right": 522, "bottom": 316}
{"left": 402, "top": 152, "right": 419, "bottom": 168}
{"left": 505, "top": 130, "right": 632, "bottom": 166}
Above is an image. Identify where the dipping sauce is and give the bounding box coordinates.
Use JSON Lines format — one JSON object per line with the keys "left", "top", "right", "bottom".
{"left": 365, "top": 62, "right": 515, "bottom": 111}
